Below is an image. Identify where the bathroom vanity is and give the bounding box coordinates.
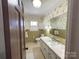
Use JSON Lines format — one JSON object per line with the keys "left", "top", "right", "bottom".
{"left": 39, "top": 37, "right": 65, "bottom": 59}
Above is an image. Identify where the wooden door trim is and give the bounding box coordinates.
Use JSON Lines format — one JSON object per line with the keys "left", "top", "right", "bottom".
{"left": 21, "top": 1, "right": 25, "bottom": 50}
{"left": 2, "top": 0, "right": 11, "bottom": 59}
{"left": 65, "top": 0, "right": 79, "bottom": 59}
{"left": 15, "top": 7, "right": 22, "bottom": 59}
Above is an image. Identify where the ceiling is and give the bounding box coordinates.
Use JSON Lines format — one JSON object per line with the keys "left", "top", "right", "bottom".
{"left": 22, "top": 0, "right": 63, "bottom": 16}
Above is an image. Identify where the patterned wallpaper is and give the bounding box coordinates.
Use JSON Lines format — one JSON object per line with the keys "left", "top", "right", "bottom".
{"left": 24, "top": 15, "right": 44, "bottom": 31}
{"left": 53, "top": 0, "right": 68, "bottom": 17}
{"left": 42, "top": 0, "right": 68, "bottom": 43}
{"left": 51, "top": 13, "right": 67, "bottom": 29}
{"left": 24, "top": 0, "right": 68, "bottom": 31}
{"left": 43, "top": 0, "right": 68, "bottom": 30}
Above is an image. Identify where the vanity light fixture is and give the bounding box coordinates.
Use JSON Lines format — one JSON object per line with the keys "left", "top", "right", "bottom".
{"left": 33, "top": 0, "right": 42, "bottom": 8}
{"left": 45, "top": 25, "right": 52, "bottom": 34}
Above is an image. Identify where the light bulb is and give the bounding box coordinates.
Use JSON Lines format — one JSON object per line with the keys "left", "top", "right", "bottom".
{"left": 33, "top": 0, "right": 42, "bottom": 8}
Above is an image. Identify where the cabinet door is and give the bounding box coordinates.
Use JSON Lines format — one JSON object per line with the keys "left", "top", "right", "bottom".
{"left": 44, "top": 48, "right": 49, "bottom": 59}
{"left": 56, "top": 56, "right": 61, "bottom": 59}
{"left": 40, "top": 40, "right": 49, "bottom": 59}
{"left": 48, "top": 49, "right": 57, "bottom": 59}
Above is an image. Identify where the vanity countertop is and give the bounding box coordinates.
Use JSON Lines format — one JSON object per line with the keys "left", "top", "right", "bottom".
{"left": 40, "top": 36, "right": 65, "bottom": 59}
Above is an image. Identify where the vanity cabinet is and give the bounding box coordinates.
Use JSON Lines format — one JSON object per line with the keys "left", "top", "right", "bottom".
{"left": 48, "top": 49, "right": 57, "bottom": 59}
{"left": 56, "top": 56, "right": 61, "bottom": 59}
{"left": 40, "top": 40, "right": 49, "bottom": 59}
{"left": 40, "top": 39, "right": 61, "bottom": 59}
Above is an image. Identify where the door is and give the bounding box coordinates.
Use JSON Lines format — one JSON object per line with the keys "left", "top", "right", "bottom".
{"left": 8, "top": 5, "right": 21, "bottom": 59}
{"left": 1, "top": 0, "right": 25, "bottom": 59}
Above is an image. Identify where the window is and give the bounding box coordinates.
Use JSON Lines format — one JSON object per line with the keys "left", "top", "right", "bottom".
{"left": 31, "top": 21, "right": 38, "bottom": 26}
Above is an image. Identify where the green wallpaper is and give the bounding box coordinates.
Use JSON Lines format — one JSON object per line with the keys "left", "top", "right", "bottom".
{"left": 50, "top": 29, "right": 66, "bottom": 44}
{"left": 50, "top": 29, "right": 66, "bottom": 39}
{"left": 25, "top": 29, "right": 46, "bottom": 42}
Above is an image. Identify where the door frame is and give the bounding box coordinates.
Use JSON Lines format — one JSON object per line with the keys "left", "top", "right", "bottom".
{"left": 65, "top": 0, "right": 79, "bottom": 59}
{"left": 15, "top": 7, "right": 23, "bottom": 59}
{"left": 2, "top": 0, "right": 11, "bottom": 59}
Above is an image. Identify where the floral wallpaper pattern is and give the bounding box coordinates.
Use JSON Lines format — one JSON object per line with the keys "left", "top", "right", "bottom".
{"left": 43, "top": 0, "right": 68, "bottom": 30}
{"left": 51, "top": 13, "right": 67, "bottom": 29}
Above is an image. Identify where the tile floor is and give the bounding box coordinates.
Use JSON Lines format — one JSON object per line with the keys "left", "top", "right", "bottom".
{"left": 26, "top": 42, "right": 45, "bottom": 59}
